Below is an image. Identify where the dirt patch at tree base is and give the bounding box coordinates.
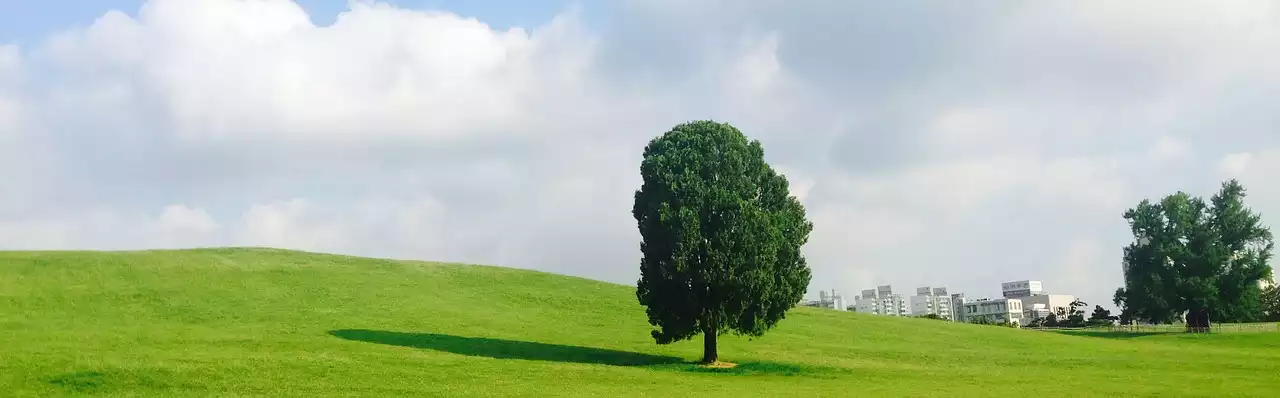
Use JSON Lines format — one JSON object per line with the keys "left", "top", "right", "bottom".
{"left": 700, "top": 361, "right": 738, "bottom": 369}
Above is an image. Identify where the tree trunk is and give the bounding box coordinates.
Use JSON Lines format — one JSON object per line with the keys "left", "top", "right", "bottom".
{"left": 1186, "top": 309, "right": 1212, "bottom": 333}
{"left": 701, "top": 327, "right": 718, "bottom": 364}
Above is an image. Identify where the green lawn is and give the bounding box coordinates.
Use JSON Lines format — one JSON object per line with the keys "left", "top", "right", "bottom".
{"left": 2, "top": 248, "right": 1277, "bottom": 396}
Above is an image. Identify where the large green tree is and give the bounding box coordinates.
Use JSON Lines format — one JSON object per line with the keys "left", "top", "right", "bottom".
{"left": 1116, "top": 180, "right": 1274, "bottom": 332}
{"left": 633, "top": 120, "right": 813, "bottom": 364}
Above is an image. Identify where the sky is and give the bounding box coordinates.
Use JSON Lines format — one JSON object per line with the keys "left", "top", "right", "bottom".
{"left": 2, "top": 0, "right": 1279, "bottom": 309}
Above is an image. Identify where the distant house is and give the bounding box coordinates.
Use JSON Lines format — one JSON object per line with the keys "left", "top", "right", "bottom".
{"left": 801, "top": 289, "right": 847, "bottom": 311}
{"left": 963, "top": 298, "right": 1024, "bottom": 326}
{"left": 1002, "top": 280, "right": 1076, "bottom": 323}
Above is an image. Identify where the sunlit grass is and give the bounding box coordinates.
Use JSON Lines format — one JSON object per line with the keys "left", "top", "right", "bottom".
{"left": 2, "top": 248, "right": 1277, "bottom": 396}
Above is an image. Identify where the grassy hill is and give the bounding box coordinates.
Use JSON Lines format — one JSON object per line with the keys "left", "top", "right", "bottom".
{"left": 1, "top": 248, "right": 1277, "bottom": 396}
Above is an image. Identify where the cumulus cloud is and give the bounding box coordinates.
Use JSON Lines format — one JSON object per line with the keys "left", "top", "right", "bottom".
{"left": 157, "top": 204, "right": 219, "bottom": 234}
{"left": 1220, "top": 152, "right": 1254, "bottom": 176}
{"left": 1149, "top": 135, "right": 1192, "bottom": 161}
{"left": 3, "top": 0, "right": 1280, "bottom": 309}
{"left": 1219, "top": 150, "right": 1280, "bottom": 225}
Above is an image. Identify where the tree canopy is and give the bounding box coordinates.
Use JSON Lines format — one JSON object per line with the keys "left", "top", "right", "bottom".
{"left": 1115, "top": 180, "right": 1274, "bottom": 331}
{"left": 1088, "top": 305, "right": 1115, "bottom": 326}
{"left": 1263, "top": 283, "right": 1280, "bottom": 322}
{"left": 633, "top": 120, "right": 813, "bottom": 363}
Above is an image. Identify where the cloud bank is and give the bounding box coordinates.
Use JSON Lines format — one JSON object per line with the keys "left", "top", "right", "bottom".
{"left": 3, "top": 0, "right": 1280, "bottom": 307}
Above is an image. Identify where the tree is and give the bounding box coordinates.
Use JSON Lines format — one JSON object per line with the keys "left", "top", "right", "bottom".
{"left": 1025, "top": 316, "right": 1045, "bottom": 328}
{"left": 1044, "top": 313, "right": 1059, "bottom": 327}
{"left": 633, "top": 121, "right": 813, "bottom": 364}
{"left": 1113, "top": 288, "right": 1133, "bottom": 325}
{"left": 1088, "top": 305, "right": 1115, "bottom": 326}
{"left": 1263, "top": 283, "right": 1280, "bottom": 322}
{"left": 1065, "top": 299, "right": 1087, "bottom": 327}
{"left": 1117, "top": 180, "right": 1275, "bottom": 332}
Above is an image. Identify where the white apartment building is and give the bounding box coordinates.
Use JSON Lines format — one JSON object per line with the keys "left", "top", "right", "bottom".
{"left": 855, "top": 285, "right": 909, "bottom": 316}
{"left": 909, "top": 286, "right": 953, "bottom": 319}
{"left": 963, "top": 298, "right": 1025, "bottom": 325}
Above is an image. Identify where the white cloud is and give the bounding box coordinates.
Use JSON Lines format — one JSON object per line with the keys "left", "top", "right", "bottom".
{"left": 1218, "top": 150, "right": 1280, "bottom": 226}
{"left": 2, "top": 0, "right": 1280, "bottom": 310}
{"left": 0, "top": 206, "right": 217, "bottom": 250}
{"left": 235, "top": 199, "right": 342, "bottom": 251}
{"left": 0, "top": 44, "right": 21, "bottom": 136}
{"left": 157, "top": 204, "right": 219, "bottom": 234}
{"left": 1048, "top": 237, "right": 1114, "bottom": 301}
{"left": 1149, "top": 135, "right": 1192, "bottom": 161}
{"left": 34, "top": 0, "right": 597, "bottom": 143}
{"left": 1219, "top": 152, "right": 1254, "bottom": 176}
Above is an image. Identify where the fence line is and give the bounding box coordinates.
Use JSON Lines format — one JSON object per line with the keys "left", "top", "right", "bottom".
{"left": 1025, "top": 322, "right": 1280, "bottom": 334}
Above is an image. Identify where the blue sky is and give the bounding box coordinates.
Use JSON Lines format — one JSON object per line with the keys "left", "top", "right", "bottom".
{"left": 1, "top": 0, "right": 1278, "bottom": 308}
{"left": 0, "top": 1, "right": 138, "bottom": 44}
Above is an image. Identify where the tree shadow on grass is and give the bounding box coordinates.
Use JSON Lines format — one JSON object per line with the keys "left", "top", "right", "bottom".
{"left": 330, "top": 329, "right": 836, "bottom": 377}
{"left": 1056, "top": 330, "right": 1169, "bottom": 339}
{"left": 329, "top": 329, "right": 682, "bottom": 367}
{"left": 650, "top": 361, "right": 841, "bottom": 378}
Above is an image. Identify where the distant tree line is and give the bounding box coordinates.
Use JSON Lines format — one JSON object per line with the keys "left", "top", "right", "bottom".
{"left": 968, "top": 317, "right": 1018, "bottom": 328}
{"left": 1023, "top": 299, "right": 1116, "bottom": 328}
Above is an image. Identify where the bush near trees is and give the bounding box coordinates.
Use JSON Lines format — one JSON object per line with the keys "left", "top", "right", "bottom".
{"left": 633, "top": 120, "right": 814, "bottom": 364}
{"left": 1042, "top": 313, "right": 1060, "bottom": 327}
{"left": 1114, "top": 180, "right": 1274, "bottom": 332}
{"left": 1088, "top": 305, "right": 1116, "bottom": 327}
{"left": 1263, "top": 284, "right": 1280, "bottom": 322}
{"left": 968, "top": 317, "right": 1018, "bottom": 328}
{"left": 1025, "top": 316, "right": 1044, "bottom": 328}
{"left": 1064, "top": 299, "right": 1088, "bottom": 327}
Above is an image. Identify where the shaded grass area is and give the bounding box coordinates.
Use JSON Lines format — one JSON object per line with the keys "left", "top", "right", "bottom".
{"left": 2, "top": 248, "right": 1279, "bottom": 396}
{"left": 329, "top": 328, "right": 833, "bottom": 378}
{"left": 1055, "top": 330, "right": 1169, "bottom": 339}
{"left": 329, "top": 329, "right": 682, "bottom": 366}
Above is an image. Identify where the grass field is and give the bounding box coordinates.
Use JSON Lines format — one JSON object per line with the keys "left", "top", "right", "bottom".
{"left": 2, "top": 248, "right": 1278, "bottom": 396}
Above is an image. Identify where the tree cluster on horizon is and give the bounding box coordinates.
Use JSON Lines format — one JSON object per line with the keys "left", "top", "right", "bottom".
{"left": 1114, "top": 180, "right": 1275, "bottom": 332}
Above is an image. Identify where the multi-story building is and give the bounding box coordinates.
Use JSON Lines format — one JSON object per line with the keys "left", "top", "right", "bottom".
{"left": 1001, "top": 280, "right": 1043, "bottom": 298}
{"left": 951, "top": 293, "right": 967, "bottom": 322}
{"left": 802, "top": 289, "right": 847, "bottom": 311}
{"left": 1001, "top": 280, "right": 1075, "bottom": 322}
{"left": 909, "top": 286, "right": 953, "bottom": 319}
{"left": 1022, "top": 294, "right": 1076, "bottom": 317}
{"left": 962, "top": 298, "right": 1025, "bottom": 325}
{"left": 855, "top": 285, "right": 909, "bottom": 316}
{"left": 820, "top": 290, "right": 847, "bottom": 311}
{"left": 1026, "top": 303, "right": 1054, "bottom": 321}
